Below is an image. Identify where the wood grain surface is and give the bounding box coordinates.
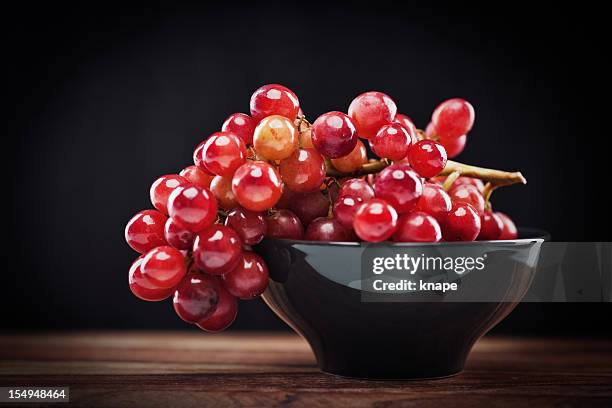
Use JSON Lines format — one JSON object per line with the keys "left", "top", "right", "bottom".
{"left": 0, "top": 332, "right": 611, "bottom": 407}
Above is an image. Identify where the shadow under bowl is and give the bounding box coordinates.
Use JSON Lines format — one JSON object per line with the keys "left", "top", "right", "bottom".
{"left": 254, "top": 228, "right": 548, "bottom": 380}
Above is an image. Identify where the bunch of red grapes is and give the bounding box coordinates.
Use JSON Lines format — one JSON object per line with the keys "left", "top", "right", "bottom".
{"left": 125, "top": 84, "right": 519, "bottom": 332}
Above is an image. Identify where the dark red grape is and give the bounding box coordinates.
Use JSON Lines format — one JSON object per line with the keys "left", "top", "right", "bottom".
{"left": 197, "top": 280, "right": 238, "bottom": 332}
{"left": 305, "top": 217, "right": 352, "bottom": 241}
{"left": 288, "top": 190, "right": 330, "bottom": 226}
{"left": 223, "top": 252, "right": 269, "bottom": 299}
{"left": 173, "top": 271, "right": 219, "bottom": 323}
{"left": 265, "top": 209, "right": 304, "bottom": 240}
{"left": 332, "top": 195, "right": 363, "bottom": 230}
{"left": 224, "top": 207, "right": 267, "bottom": 245}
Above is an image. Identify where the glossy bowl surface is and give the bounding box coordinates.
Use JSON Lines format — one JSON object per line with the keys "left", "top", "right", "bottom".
{"left": 255, "top": 228, "right": 548, "bottom": 379}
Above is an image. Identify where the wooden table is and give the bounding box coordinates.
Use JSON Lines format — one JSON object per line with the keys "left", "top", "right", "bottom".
{"left": 1, "top": 332, "right": 611, "bottom": 407}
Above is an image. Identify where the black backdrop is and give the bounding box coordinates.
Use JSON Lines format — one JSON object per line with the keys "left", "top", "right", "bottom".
{"left": 5, "top": 2, "right": 608, "bottom": 335}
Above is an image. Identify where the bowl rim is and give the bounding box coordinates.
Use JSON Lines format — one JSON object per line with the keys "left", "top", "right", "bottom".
{"left": 262, "top": 227, "right": 550, "bottom": 247}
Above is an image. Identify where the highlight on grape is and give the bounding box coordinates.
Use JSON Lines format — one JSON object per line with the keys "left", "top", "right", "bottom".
{"left": 124, "top": 84, "right": 526, "bottom": 332}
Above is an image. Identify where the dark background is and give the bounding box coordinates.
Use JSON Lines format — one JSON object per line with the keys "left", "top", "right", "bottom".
{"left": 5, "top": 3, "right": 608, "bottom": 335}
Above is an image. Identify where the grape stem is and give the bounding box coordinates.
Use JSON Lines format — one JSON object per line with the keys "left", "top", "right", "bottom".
{"left": 325, "top": 159, "right": 527, "bottom": 187}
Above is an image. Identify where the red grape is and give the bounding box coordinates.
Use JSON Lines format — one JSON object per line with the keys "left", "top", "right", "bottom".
{"left": 275, "top": 183, "right": 295, "bottom": 209}
{"left": 330, "top": 139, "right": 367, "bottom": 173}
{"left": 197, "top": 282, "right": 238, "bottom": 332}
{"left": 173, "top": 271, "right": 219, "bottom": 323}
{"left": 249, "top": 84, "right": 300, "bottom": 121}
{"left": 232, "top": 161, "right": 282, "bottom": 211}
{"left": 415, "top": 183, "right": 452, "bottom": 224}
{"left": 348, "top": 91, "right": 397, "bottom": 139}
{"left": 193, "top": 141, "right": 214, "bottom": 175}
{"left": 192, "top": 225, "right": 242, "bottom": 275}
{"left": 311, "top": 111, "right": 358, "bottom": 158}
{"left": 431, "top": 98, "right": 475, "bottom": 139}
{"left": 496, "top": 212, "right": 518, "bottom": 240}
{"left": 253, "top": 115, "right": 298, "bottom": 160}
{"left": 224, "top": 207, "right": 267, "bottom": 245}
{"left": 443, "top": 203, "right": 481, "bottom": 241}
{"left": 395, "top": 113, "right": 418, "bottom": 144}
{"left": 180, "top": 165, "right": 214, "bottom": 189}
{"left": 353, "top": 198, "right": 398, "bottom": 242}
{"left": 407, "top": 140, "right": 448, "bottom": 178}
{"left": 150, "top": 174, "right": 188, "bottom": 215}
{"left": 449, "top": 184, "right": 485, "bottom": 215}
{"left": 339, "top": 178, "right": 374, "bottom": 201}
{"left": 478, "top": 210, "right": 504, "bottom": 240}
{"left": 279, "top": 148, "right": 326, "bottom": 193}
{"left": 305, "top": 217, "right": 352, "bottom": 241}
{"left": 373, "top": 163, "right": 423, "bottom": 213}
{"left": 288, "top": 190, "right": 330, "bottom": 226}
{"left": 332, "top": 195, "right": 363, "bottom": 230}
{"left": 164, "top": 217, "right": 195, "bottom": 250}
{"left": 393, "top": 211, "right": 442, "bottom": 242}
{"left": 439, "top": 134, "right": 466, "bottom": 158}
{"left": 125, "top": 210, "right": 168, "bottom": 253}
{"left": 222, "top": 113, "right": 256, "bottom": 145}
{"left": 369, "top": 123, "right": 412, "bottom": 161}
{"left": 223, "top": 252, "right": 269, "bottom": 299}
{"left": 168, "top": 185, "right": 217, "bottom": 232}
{"left": 199, "top": 132, "right": 247, "bottom": 177}
{"left": 210, "top": 175, "right": 239, "bottom": 210}
{"left": 141, "top": 245, "right": 187, "bottom": 289}
{"left": 128, "top": 255, "right": 174, "bottom": 301}
{"left": 265, "top": 209, "right": 304, "bottom": 240}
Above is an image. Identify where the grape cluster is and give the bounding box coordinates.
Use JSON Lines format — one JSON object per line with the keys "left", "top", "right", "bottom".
{"left": 125, "top": 84, "right": 520, "bottom": 332}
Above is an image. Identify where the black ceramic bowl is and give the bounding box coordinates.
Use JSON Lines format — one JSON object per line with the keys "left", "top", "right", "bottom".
{"left": 254, "top": 228, "right": 548, "bottom": 380}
